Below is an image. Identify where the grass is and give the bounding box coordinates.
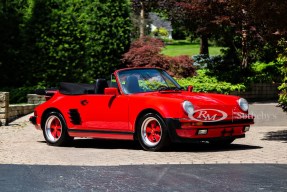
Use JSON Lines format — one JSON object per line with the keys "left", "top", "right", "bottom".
{"left": 161, "top": 40, "right": 226, "bottom": 57}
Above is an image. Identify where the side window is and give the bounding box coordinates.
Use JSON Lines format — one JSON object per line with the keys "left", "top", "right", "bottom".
{"left": 109, "top": 74, "right": 119, "bottom": 88}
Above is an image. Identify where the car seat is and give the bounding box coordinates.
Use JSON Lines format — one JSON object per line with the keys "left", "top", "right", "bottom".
{"left": 125, "top": 75, "right": 141, "bottom": 94}
{"left": 94, "top": 79, "right": 108, "bottom": 94}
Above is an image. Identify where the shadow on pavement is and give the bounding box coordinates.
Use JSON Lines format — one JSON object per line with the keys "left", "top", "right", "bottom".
{"left": 262, "top": 130, "right": 287, "bottom": 143}
{"left": 166, "top": 143, "right": 262, "bottom": 152}
{"left": 39, "top": 139, "right": 262, "bottom": 152}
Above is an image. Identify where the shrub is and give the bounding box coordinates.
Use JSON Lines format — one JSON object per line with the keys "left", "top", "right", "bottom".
{"left": 176, "top": 69, "right": 246, "bottom": 94}
{"left": 0, "top": 86, "right": 44, "bottom": 104}
{"left": 22, "top": 0, "right": 131, "bottom": 87}
{"left": 122, "top": 37, "right": 169, "bottom": 70}
{"left": 193, "top": 53, "right": 283, "bottom": 85}
{"left": 192, "top": 49, "right": 252, "bottom": 84}
{"left": 0, "top": 1, "right": 28, "bottom": 87}
{"left": 278, "top": 49, "right": 287, "bottom": 111}
{"left": 192, "top": 54, "right": 223, "bottom": 69}
{"left": 130, "top": 36, "right": 164, "bottom": 49}
{"left": 278, "top": 77, "right": 287, "bottom": 111}
{"left": 248, "top": 61, "right": 283, "bottom": 83}
{"left": 122, "top": 36, "right": 195, "bottom": 78}
{"left": 152, "top": 27, "right": 169, "bottom": 37}
{"left": 168, "top": 55, "right": 196, "bottom": 78}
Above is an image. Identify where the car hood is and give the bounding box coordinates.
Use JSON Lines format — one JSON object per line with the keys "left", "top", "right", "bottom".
{"left": 136, "top": 91, "right": 239, "bottom": 107}
{"left": 131, "top": 91, "right": 243, "bottom": 117}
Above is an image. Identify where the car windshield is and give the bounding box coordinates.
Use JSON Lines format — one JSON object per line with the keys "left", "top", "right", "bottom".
{"left": 117, "top": 68, "right": 182, "bottom": 94}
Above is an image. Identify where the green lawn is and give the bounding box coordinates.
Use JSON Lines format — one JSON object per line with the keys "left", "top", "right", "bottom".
{"left": 161, "top": 41, "right": 225, "bottom": 57}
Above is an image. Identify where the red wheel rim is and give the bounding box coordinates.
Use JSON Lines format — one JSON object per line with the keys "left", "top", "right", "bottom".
{"left": 45, "top": 115, "right": 62, "bottom": 142}
{"left": 146, "top": 120, "right": 161, "bottom": 143}
{"left": 141, "top": 117, "right": 162, "bottom": 147}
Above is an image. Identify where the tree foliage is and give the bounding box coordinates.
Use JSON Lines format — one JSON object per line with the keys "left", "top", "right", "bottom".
{"left": 122, "top": 36, "right": 195, "bottom": 78}
{"left": 278, "top": 43, "right": 287, "bottom": 111}
{"left": 225, "top": 0, "right": 287, "bottom": 65}
{"left": 0, "top": 0, "right": 28, "bottom": 87}
{"left": 160, "top": 0, "right": 287, "bottom": 65}
{"left": 24, "top": 0, "right": 131, "bottom": 86}
{"left": 176, "top": 69, "right": 246, "bottom": 94}
{"left": 160, "top": 0, "right": 229, "bottom": 55}
{"left": 0, "top": 0, "right": 131, "bottom": 87}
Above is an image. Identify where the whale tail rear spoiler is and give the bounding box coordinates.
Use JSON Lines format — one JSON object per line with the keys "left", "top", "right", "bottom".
{"left": 35, "top": 88, "right": 57, "bottom": 101}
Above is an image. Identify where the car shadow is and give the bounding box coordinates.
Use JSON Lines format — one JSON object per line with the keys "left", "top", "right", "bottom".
{"left": 38, "top": 139, "right": 262, "bottom": 152}
{"left": 262, "top": 130, "right": 287, "bottom": 143}
{"left": 37, "top": 139, "right": 141, "bottom": 150}
{"left": 72, "top": 139, "right": 141, "bottom": 150}
{"left": 165, "top": 142, "right": 262, "bottom": 152}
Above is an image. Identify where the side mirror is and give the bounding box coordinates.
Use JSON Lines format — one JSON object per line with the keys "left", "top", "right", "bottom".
{"left": 187, "top": 85, "right": 193, "bottom": 92}
{"left": 104, "top": 87, "right": 119, "bottom": 96}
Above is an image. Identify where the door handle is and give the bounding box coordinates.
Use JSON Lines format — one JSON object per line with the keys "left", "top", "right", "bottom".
{"left": 81, "top": 100, "right": 88, "bottom": 106}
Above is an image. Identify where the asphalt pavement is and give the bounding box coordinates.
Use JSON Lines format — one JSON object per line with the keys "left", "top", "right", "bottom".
{"left": 1, "top": 164, "right": 287, "bottom": 192}
{"left": 0, "top": 102, "right": 286, "bottom": 191}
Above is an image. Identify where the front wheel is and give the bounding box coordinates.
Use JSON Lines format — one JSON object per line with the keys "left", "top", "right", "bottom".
{"left": 137, "top": 113, "right": 170, "bottom": 151}
{"left": 43, "top": 111, "right": 73, "bottom": 146}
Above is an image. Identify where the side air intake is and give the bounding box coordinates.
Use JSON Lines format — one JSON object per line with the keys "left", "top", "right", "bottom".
{"left": 68, "top": 109, "right": 81, "bottom": 125}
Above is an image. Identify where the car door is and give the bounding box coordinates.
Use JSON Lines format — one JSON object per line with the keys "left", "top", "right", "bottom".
{"left": 80, "top": 94, "right": 130, "bottom": 131}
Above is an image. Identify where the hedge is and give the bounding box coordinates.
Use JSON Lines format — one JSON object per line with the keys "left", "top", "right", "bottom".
{"left": 1, "top": 0, "right": 131, "bottom": 87}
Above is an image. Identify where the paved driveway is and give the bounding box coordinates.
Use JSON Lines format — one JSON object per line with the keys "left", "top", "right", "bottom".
{"left": 0, "top": 103, "right": 286, "bottom": 165}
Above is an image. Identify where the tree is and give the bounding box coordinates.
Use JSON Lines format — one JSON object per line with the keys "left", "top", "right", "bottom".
{"left": 131, "top": 0, "right": 159, "bottom": 38}
{"left": 162, "top": 0, "right": 287, "bottom": 66}
{"left": 0, "top": 0, "right": 28, "bottom": 87}
{"left": 122, "top": 36, "right": 195, "bottom": 78}
{"left": 226, "top": 0, "right": 287, "bottom": 67}
{"left": 161, "top": 0, "right": 229, "bottom": 55}
{"left": 22, "top": 0, "right": 131, "bottom": 86}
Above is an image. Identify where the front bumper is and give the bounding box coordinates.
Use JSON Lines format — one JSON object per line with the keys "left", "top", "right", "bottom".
{"left": 165, "top": 118, "right": 253, "bottom": 143}
{"left": 29, "top": 116, "right": 41, "bottom": 130}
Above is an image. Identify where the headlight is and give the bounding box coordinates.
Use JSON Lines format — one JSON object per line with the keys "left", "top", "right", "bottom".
{"left": 237, "top": 98, "right": 249, "bottom": 112}
{"left": 182, "top": 101, "right": 194, "bottom": 116}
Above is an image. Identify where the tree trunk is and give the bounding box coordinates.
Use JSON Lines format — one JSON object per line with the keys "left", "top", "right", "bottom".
{"left": 241, "top": 29, "right": 248, "bottom": 68}
{"left": 241, "top": 8, "right": 248, "bottom": 68}
{"left": 200, "top": 35, "right": 209, "bottom": 55}
{"left": 139, "top": 2, "right": 145, "bottom": 38}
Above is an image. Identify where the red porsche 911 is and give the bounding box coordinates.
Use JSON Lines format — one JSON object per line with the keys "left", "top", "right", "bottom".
{"left": 30, "top": 68, "right": 254, "bottom": 151}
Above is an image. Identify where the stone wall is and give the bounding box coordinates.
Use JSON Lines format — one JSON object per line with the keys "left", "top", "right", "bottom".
{"left": 0, "top": 92, "right": 45, "bottom": 126}
{"left": 27, "top": 94, "right": 46, "bottom": 104}
{"left": 231, "top": 83, "right": 280, "bottom": 101}
{"left": 0, "top": 92, "right": 9, "bottom": 126}
{"left": 7, "top": 104, "right": 38, "bottom": 122}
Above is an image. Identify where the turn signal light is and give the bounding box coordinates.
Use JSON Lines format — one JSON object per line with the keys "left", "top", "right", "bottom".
{"left": 181, "top": 122, "right": 203, "bottom": 128}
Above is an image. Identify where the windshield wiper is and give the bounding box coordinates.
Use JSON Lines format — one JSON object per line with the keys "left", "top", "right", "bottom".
{"left": 158, "top": 86, "right": 183, "bottom": 92}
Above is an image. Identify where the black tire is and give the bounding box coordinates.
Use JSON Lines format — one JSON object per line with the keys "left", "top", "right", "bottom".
{"left": 42, "top": 111, "right": 73, "bottom": 146}
{"left": 137, "top": 113, "right": 170, "bottom": 151}
{"left": 209, "top": 138, "right": 235, "bottom": 146}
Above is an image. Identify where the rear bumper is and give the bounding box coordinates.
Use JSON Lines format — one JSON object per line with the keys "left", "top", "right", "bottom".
{"left": 29, "top": 116, "right": 41, "bottom": 130}
{"left": 165, "top": 118, "right": 253, "bottom": 143}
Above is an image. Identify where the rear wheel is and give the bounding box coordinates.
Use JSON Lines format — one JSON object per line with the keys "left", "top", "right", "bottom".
{"left": 43, "top": 111, "right": 73, "bottom": 146}
{"left": 137, "top": 113, "right": 170, "bottom": 151}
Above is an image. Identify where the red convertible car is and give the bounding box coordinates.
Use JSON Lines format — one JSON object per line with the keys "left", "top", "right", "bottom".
{"left": 30, "top": 68, "right": 254, "bottom": 151}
